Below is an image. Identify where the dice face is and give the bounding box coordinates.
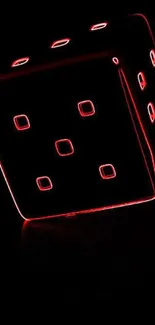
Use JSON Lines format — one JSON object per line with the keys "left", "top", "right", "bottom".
{"left": 118, "top": 14, "right": 155, "bottom": 170}
{"left": 0, "top": 14, "right": 155, "bottom": 220}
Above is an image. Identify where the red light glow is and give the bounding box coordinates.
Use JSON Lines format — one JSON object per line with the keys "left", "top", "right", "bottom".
{"left": 36, "top": 176, "right": 53, "bottom": 191}
{"left": 13, "top": 114, "right": 30, "bottom": 131}
{"left": 99, "top": 164, "right": 116, "bottom": 180}
{"left": 150, "top": 49, "right": 155, "bottom": 67}
{"left": 77, "top": 100, "right": 95, "bottom": 117}
{"left": 119, "top": 68, "right": 155, "bottom": 175}
{"left": 11, "top": 57, "right": 30, "bottom": 67}
{"left": 0, "top": 160, "right": 154, "bottom": 221}
{"left": 112, "top": 57, "right": 119, "bottom": 65}
{"left": 51, "top": 38, "right": 70, "bottom": 48}
{"left": 55, "top": 139, "right": 74, "bottom": 156}
{"left": 137, "top": 72, "right": 147, "bottom": 90}
{"left": 132, "top": 14, "right": 155, "bottom": 47}
{"left": 147, "top": 102, "right": 155, "bottom": 123}
{"left": 1, "top": 22, "right": 155, "bottom": 220}
{"left": 90, "top": 22, "right": 108, "bottom": 31}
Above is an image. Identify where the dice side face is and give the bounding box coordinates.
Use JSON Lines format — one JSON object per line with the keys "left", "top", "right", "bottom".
{"left": 117, "top": 14, "right": 155, "bottom": 173}
{"left": 0, "top": 15, "right": 155, "bottom": 220}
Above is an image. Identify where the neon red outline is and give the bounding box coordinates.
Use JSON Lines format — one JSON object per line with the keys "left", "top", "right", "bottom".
{"left": 150, "top": 49, "right": 155, "bottom": 67}
{"left": 1, "top": 67, "right": 155, "bottom": 220}
{"left": 11, "top": 57, "right": 30, "bottom": 67}
{"left": 36, "top": 176, "right": 53, "bottom": 191}
{"left": 50, "top": 38, "right": 70, "bottom": 48}
{"left": 1, "top": 159, "right": 154, "bottom": 221}
{"left": 132, "top": 14, "right": 155, "bottom": 47}
{"left": 55, "top": 139, "right": 74, "bottom": 157}
{"left": 99, "top": 164, "right": 116, "bottom": 180}
{"left": 118, "top": 69, "right": 155, "bottom": 194}
{"left": 112, "top": 57, "right": 119, "bottom": 65}
{"left": 90, "top": 22, "right": 108, "bottom": 31}
{"left": 137, "top": 72, "right": 147, "bottom": 91}
{"left": 147, "top": 102, "right": 155, "bottom": 123}
{"left": 13, "top": 114, "right": 30, "bottom": 131}
{"left": 0, "top": 51, "right": 110, "bottom": 81}
{"left": 1, "top": 27, "right": 155, "bottom": 219}
{"left": 0, "top": 162, "right": 27, "bottom": 220}
{"left": 119, "top": 68, "right": 155, "bottom": 174}
{"left": 1, "top": 66, "right": 155, "bottom": 220}
{"left": 77, "top": 100, "right": 95, "bottom": 117}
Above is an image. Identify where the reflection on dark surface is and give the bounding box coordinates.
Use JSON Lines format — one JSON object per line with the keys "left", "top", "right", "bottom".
{"left": 1, "top": 164, "right": 155, "bottom": 297}
{"left": 21, "top": 200, "right": 155, "bottom": 277}
{"left": 19, "top": 201, "right": 155, "bottom": 299}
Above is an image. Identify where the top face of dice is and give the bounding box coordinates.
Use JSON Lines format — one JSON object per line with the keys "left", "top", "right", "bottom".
{"left": 0, "top": 14, "right": 155, "bottom": 220}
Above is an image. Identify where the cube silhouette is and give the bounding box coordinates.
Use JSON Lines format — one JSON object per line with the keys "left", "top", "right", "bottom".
{"left": 0, "top": 14, "right": 155, "bottom": 220}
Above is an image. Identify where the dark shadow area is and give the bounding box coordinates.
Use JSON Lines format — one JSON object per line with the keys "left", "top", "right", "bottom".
{"left": 19, "top": 201, "right": 155, "bottom": 300}
{"left": 21, "top": 200, "right": 155, "bottom": 272}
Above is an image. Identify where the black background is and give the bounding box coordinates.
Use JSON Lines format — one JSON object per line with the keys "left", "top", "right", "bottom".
{"left": 1, "top": 7, "right": 155, "bottom": 301}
